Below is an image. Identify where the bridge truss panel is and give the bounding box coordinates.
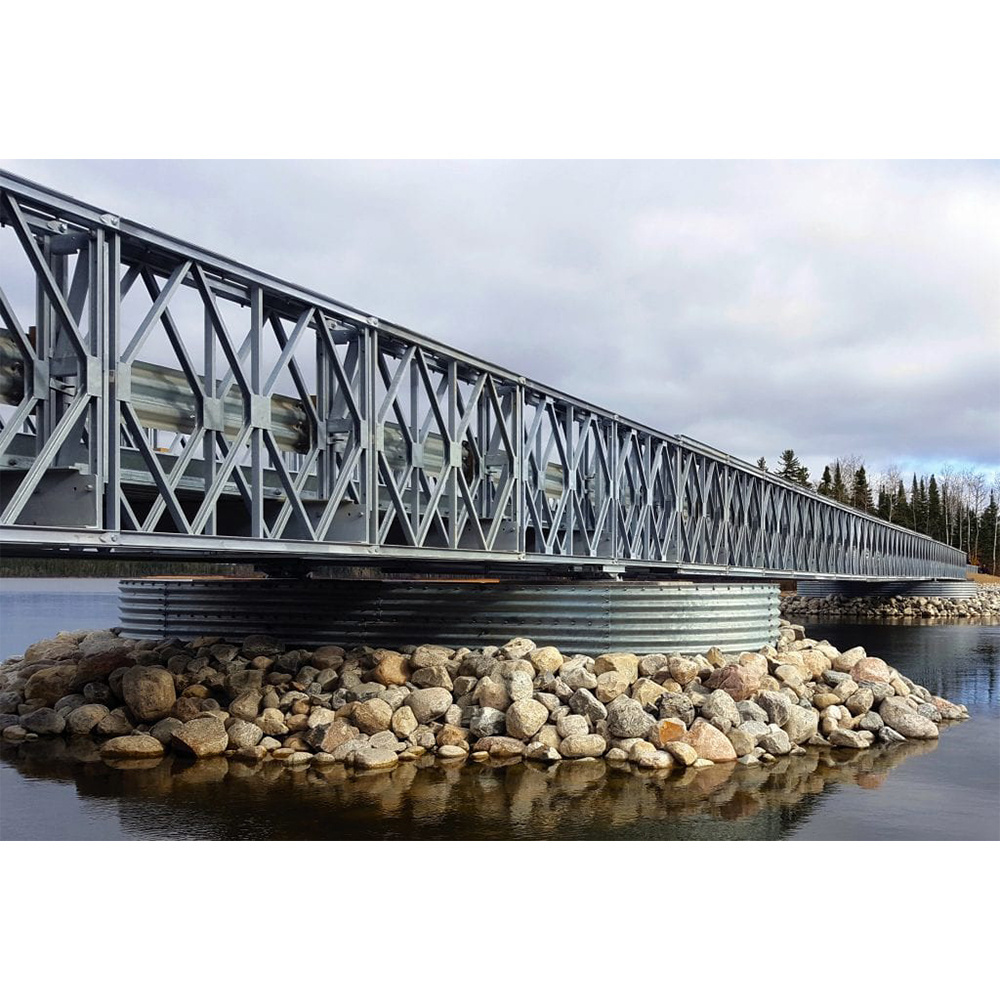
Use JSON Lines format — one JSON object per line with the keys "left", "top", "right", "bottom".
{"left": 0, "top": 172, "right": 968, "bottom": 580}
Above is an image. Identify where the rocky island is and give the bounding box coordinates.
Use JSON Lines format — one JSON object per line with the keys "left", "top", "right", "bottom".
{"left": 0, "top": 615, "right": 969, "bottom": 778}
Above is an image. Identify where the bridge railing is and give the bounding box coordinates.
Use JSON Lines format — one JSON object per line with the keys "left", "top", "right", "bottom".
{"left": 0, "top": 171, "right": 967, "bottom": 580}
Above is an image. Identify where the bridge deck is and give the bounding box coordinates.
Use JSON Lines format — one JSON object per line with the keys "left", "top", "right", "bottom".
{"left": 0, "top": 171, "right": 966, "bottom": 581}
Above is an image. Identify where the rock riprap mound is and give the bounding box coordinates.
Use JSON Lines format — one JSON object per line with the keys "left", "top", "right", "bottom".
{"left": 781, "top": 584, "right": 1000, "bottom": 620}
{"left": 0, "top": 623, "right": 968, "bottom": 773}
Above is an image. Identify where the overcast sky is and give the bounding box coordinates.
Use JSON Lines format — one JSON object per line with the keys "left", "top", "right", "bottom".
{"left": 3, "top": 159, "right": 998, "bottom": 485}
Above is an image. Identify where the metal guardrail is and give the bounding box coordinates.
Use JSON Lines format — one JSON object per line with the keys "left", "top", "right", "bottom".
{"left": 0, "top": 170, "right": 967, "bottom": 580}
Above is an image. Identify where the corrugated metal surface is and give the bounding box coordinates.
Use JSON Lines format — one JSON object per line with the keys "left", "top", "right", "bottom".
{"left": 119, "top": 578, "right": 780, "bottom": 655}
{"left": 796, "top": 580, "right": 979, "bottom": 598}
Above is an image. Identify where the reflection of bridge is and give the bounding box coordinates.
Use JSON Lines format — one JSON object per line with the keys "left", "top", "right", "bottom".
{"left": 0, "top": 172, "right": 965, "bottom": 581}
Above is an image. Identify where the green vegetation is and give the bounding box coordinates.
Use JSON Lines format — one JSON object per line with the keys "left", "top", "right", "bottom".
{"left": 0, "top": 558, "right": 248, "bottom": 578}
{"left": 762, "top": 449, "right": 999, "bottom": 575}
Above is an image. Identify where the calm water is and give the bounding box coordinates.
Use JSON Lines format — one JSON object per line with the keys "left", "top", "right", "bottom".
{"left": 1, "top": 581, "right": 997, "bottom": 840}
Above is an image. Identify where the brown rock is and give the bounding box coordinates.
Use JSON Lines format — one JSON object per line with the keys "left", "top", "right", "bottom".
{"left": 353, "top": 698, "right": 393, "bottom": 735}
{"left": 472, "top": 736, "right": 527, "bottom": 757}
{"left": 595, "top": 670, "right": 630, "bottom": 704}
{"left": 100, "top": 734, "right": 165, "bottom": 758}
{"left": 73, "top": 648, "right": 135, "bottom": 689}
{"left": 66, "top": 703, "right": 110, "bottom": 735}
{"left": 879, "top": 696, "right": 939, "bottom": 738}
{"left": 171, "top": 717, "right": 229, "bottom": 757}
{"left": 24, "top": 664, "right": 78, "bottom": 706}
{"left": 705, "top": 658, "right": 766, "bottom": 701}
{"left": 529, "top": 646, "right": 564, "bottom": 673}
{"left": 370, "top": 650, "right": 411, "bottom": 686}
{"left": 172, "top": 696, "right": 204, "bottom": 722}
{"left": 121, "top": 666, "right": 176, "bottom": 722}
{"left": 850, "top": 657, "right": 892, "bottom": 684}
{"left": 306, "top": 718, "right": 357, "bottom": 752}
{"left": 649, "top": 717, "right": 687, "bottom": 748}
{"left": 23, "top": 636, "right": 79, "bottom": 663}
{"left": 631, "top": 678, "right": 667, "bottom": 710}
{"left": 678, "top": 718, "right": 737, "bottom": 762}
{"left": 94, "top": 707, "right": 133, "bottom": 738}
{"left": 559, "top": 733, "right": 607, "bottom": 758}
{"left": 592, "top": 653, "right": 639, "bottom": 684}
{"left": 436, "top": 724, "right": 470, "bottom": 747}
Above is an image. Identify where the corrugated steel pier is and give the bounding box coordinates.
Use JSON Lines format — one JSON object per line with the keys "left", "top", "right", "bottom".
{"left": 119, "top": 577, "right": 780, "bottom": 654}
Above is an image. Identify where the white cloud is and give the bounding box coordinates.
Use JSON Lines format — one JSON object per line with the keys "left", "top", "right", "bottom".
{"left": 2, "top": 158, "right": 997, "bottom": 484}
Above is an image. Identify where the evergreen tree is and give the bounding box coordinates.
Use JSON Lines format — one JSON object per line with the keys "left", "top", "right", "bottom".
{"left": 927, "top": 474, "right": 942, "bottom": 541}
{"left": 817, "top": 465, "right": 833, "bottom": 497}
{"left": 894, "top": 481, "right": 909, "bottom": 526}
{"left": 832, "top": 462, "right": 849, "bottom": 504}
{"left": 877, "top": 485, "right": 891, "bottom": 521}
{"left": 755, "top": 457, "right": 768, "bottom": 472}
{"left": 910, "top": 474, "right": 919, "bottom": 530}
{"left": 776, "top": 449, "right": 811, "bottom": 487}
{"left": 852, "top": 465, "right": 873, "bottom": 512}
{"left": 913, "top": 476, "right": 929, "bottom": 533}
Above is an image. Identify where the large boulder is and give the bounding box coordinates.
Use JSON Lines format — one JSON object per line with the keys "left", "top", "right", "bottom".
{"left": 226, "top": 719, "right": 263, "bottom": 750}
{"left": 879, "top": 697, "right": 939, "bottom": 739}
{"left": 506, "top": 699, "right": 548, "bottom": 741}
{"left": 171, "top": 717, "right": 229, "bottom": 757}
{"left": 66, "top": 703, "right": 110, "bottom": 735}
{"left": 593, "top": 653, "right": 639, "bottom": 684}
{"left": 405, "top": 687, "right": 453, "bottom": 724}
{"left": 411, "top": 663, "right": 454, "bottom": 691}
{"left": 469, "top": 706, "right": 506, "bottom": 738}
{"left": 473, "top": 736, "right": 527, "bottom": 757}
{"left": 850, "top": 657, "right": 892, "bottom": 684}
{"left": 755, "top": 690, "right": 791, "bottom": 727}
{"left": 370, "top": 650, "right": 411, "bottom": 686}
{"left": 595, "top": 671, "right": 630, "bottom": 704}
{"left": 833, "top": 646, "right": 867, "bottom": 671}
{"left": 606, "top": 696, "right": 653, "bottom": 738}
{"left": 23, "top": 636, "right": 78, "bottom": 663}
{"left": 353, "top": 698, "right": 393, "bottom": 735}
{"left": 701, "top": 689, "right": 741, "bottom": 732}
{"left": 22, "top": 707, "right": 66, "bottom": 735}
{"left": 306, "top": 719, "right": 358, "bottom": 752}
{"left": 391, "top": 706, "right": 418, "bottom": 739}
{"left": 559, "top": 734, "right": 607, "bottom": 758}
{"left": 353, "top": 747, "right": 399, "bottom": 770}
{"left": 706, "top": 655, "right": 767, "bottom": 701}
{"left": 830, "top": 728, "right": 875, "bottom": 749}
{"left": 24, "top": 664, "right": 78, "bottom": 706}
{"left": 121, "top": 666, "right": 176, "bottom": 722}
{"left": 568, "top": 688, "right": 607, "bottom": 722}
{"left": 782, "top": 705, "right": 819, "bottom": 745}
{"left": 226, "top": 669, "right": 264, "bottom": 699}
{"left": 659, "top": 693, "right": 695, "bottom": 726}
{"left": 78, "top": 630, "right": 130, "bottom": 658}
{"left": 100, "top": 734, "right": 165, "bottom": 758}
{"left": 678, "top": 718, "right": 736, "bottom": 762}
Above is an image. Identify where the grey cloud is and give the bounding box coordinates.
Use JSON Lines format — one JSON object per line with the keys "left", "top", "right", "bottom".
{"left": 2, "top": 158, "right": 997, "bottom": 483}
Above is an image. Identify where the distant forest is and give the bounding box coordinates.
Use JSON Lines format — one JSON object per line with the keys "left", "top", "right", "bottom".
{"left": 0, "top": 559, "right": 249, "bottom": 579}
{"left": 758, "top": 450, "right": 999, "bottom": 575}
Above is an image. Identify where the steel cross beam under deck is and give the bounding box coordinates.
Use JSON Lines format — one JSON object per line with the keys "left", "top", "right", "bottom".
{"left": 0, "top": 171, "right": 967, "bottom": 581}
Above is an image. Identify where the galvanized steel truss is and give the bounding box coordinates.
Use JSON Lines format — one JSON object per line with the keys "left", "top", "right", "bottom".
{"left": 0, "top": 172, "right": 966, "bottom": 580}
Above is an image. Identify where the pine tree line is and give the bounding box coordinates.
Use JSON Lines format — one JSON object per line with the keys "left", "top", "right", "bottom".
{"left": 757, "top": 450, "right": 999, "bottom": 574}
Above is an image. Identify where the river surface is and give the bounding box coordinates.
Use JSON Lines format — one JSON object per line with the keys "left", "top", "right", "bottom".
{"left": 1, "top": 580, "right": 997, "bottom": 840}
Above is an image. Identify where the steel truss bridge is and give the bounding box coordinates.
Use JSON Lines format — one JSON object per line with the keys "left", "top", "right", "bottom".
{"left": 0, "top": 171, "right": 966, "bottom": 581}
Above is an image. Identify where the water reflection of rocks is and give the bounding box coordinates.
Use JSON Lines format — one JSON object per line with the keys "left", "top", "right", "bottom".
{"left": 0, "top": 729, "right": 949, "bottom": 840}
